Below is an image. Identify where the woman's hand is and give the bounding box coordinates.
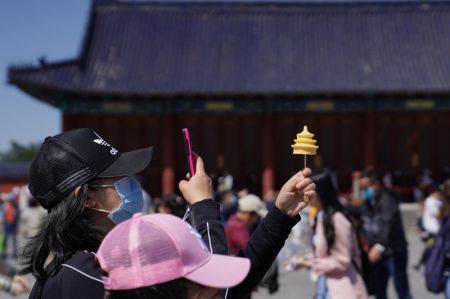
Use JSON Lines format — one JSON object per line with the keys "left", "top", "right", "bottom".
{"left": 368, "top": 246, "right": 383, "bottom": 263}
{"left": 178, "top": 156, "right": 213, "bottom": 205}
{"left": 10, "top": 275, "right": 30, "bottom": 296}
{"left": 275, "top": 168, "right": 316, "bottom": 217}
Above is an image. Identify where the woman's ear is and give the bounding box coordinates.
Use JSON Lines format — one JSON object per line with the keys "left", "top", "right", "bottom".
{"left": 74, "top": 186, "right": 95, "bottom": 208}
{"left": 84, "top": 188, "right": 96, "bottom": 208}
{"left": 85, "top": 198, "right": 96, "bottom": 208}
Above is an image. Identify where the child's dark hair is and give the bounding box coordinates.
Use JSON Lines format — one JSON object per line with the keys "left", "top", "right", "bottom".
{"left": 105, "top": 278, "right": 199, "bottom": 299}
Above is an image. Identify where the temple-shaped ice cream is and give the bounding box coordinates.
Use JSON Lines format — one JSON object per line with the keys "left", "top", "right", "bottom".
{"left": 292, "top": 126, "right": 319, "bottom": 155}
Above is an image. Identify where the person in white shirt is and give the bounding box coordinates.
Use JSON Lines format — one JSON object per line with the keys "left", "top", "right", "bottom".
{"left": 422, "top": 192, "right": 442, "bottom": 236}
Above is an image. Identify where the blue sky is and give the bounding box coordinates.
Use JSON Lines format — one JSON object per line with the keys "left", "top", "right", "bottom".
{"left": 0, "top": 0, "right": 90, "bottom": 152}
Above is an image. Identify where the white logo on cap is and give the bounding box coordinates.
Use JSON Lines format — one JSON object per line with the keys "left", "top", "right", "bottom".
{"left": 93, "top": 132, "right": 118, "bottom": 155}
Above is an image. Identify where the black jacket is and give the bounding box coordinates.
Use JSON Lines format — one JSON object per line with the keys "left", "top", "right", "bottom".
{"left": 191, "top": 200, "right": 299, "bottom": 299}
{"left": 29, "top": 250, "right": 104, "bottom": 299}
{"left": 360, "top": 189, "right": 407, "bottom": 256}
{"left": 29, "top": 200, "right": 299, "bottom": 299}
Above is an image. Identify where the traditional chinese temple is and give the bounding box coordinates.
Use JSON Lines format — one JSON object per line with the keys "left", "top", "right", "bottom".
{"left": 8, "top": 0, "right": 450, "bottom": 196}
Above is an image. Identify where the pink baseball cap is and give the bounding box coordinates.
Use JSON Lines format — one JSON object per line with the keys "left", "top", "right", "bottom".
{"left": 97, "top": 213, "right": 250, "bottom": 290}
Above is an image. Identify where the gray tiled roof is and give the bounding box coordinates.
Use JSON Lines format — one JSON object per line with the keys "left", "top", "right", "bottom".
{"left": 0, "top": 163, "right": 30, "bottom": 179}
{"left": 9, "top": 1, "right": 450, "bottom": 95}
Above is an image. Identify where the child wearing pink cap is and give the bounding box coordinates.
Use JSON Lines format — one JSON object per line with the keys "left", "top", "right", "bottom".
{"left": 97, "top": 213, "right": 251, "bottom": 299}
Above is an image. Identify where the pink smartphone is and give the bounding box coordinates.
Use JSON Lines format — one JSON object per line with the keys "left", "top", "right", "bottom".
{"left": 182, "top": 128, "right": 196, "bottom": 177}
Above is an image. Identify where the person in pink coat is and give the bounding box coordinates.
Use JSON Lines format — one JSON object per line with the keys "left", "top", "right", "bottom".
{"left": 286, "top": 171, "right": 368, "bottom": 299}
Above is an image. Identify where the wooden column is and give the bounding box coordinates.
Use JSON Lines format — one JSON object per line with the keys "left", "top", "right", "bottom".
{"left": 62, "top": 114, "right": 75, "bottom": 131}
{"left": 364, "top": 111, "right": 376, "bottom": 169}
{"left": 262, "top": 114, "right": 275, "bottom": 197}
{"left": 162, "top": 115, "right": 175, "bottom": 195}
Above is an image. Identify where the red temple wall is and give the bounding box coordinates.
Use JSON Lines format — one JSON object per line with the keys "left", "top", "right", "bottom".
{"left": 63, "top": 111, "right": 450, "bottom": 197}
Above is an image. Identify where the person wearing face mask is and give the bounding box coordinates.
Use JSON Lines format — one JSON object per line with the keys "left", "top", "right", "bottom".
{"left": 22, "top": 128, "right": 316, "bottom": 299}
{"left": 22, "top": 128, "right": 154, "bottom": 299}
{"left": 359, "top": 171, "right": 411, "bottom": 299}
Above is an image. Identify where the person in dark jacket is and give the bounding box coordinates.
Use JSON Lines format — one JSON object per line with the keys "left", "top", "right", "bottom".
{"left": 359, "top": 171, "right": 412, "bottom": 299}
{"left": 91, "top": 156, "right": 315, "bottom": 299}
{"left": 24, "top": 128, "right": 315, "bottom": 299}
{"left": 23, "top": 128, "right": 154, "bottom": 299}
{"left": 180, "top": 157, "right": 315, "bottom": 299}
{"left": 438, "top": 178, "right": 450, "bottom": 298}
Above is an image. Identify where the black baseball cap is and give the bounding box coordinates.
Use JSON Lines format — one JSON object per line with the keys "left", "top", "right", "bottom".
{"left": 28, "top": 128, "right": 153, "bottom": 210}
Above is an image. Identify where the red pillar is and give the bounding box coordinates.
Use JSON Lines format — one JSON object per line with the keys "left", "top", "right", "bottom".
{"left": 162, "top": 115, "right": 175, "bottom": 195}
{"left": 262, "top": 114, "right": 275, "bottom": 197}
{"left": 364, "top": 112, "right": 376, "bottom": 169}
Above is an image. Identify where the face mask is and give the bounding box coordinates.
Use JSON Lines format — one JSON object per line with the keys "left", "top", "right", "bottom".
{"left": 88, "top": 176, "right": 144, "bottom": 225}
{"left": 361, "top": 187, "right": 375, "bottom": 201}
{"left": 108, "top": 176, "right": 144, "bottom": 224}
{"left": 229, "top": 195, "right": 238, "bottom": 204}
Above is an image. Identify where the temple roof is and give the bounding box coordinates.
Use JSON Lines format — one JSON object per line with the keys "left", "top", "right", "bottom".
{"left": 0, "top": 163, "right": 30, "bottom": 180}
{"left": 8, "top": 1, "right": 450, "bottom": 97}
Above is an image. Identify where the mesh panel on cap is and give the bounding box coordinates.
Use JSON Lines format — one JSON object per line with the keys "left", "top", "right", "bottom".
{"left": 137, "top": 220, "right": 179, "bottom": 266}
{"left": 98, "top": 221, "right": 132, "bottom": 271}
{"left": 29, "top": 139, "right": 96, "bottom": 209}
{"left": 100, "top": 218, "right": 179, "bottom": 273}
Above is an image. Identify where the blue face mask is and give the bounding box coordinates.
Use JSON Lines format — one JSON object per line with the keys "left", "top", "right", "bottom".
{"left": 362, "top": 187, "right": 375, "bottom": 201}
{"left": 108, "top": 176, "right": 144, "bottom": 224}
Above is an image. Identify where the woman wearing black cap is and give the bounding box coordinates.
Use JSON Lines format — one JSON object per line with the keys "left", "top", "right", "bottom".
{"left": 23, "top": 128, "right": 153, "bottom": 299}
{"left": 23, "top": 128, "right": 316, "bottom": 299}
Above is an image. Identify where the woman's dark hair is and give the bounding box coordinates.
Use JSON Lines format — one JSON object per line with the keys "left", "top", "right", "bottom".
{"left": 312, "top": 171, "right": 344, "bottom": 254}
{"left": 362, "top": 169, "right": 380, "bottom": 184}
{"left": 105, "top": 278, "right": 200, "bottom": 299}
{"left": 21, "top": 185, "right": 108, "bottom": 281}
